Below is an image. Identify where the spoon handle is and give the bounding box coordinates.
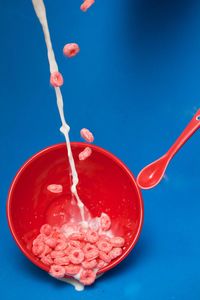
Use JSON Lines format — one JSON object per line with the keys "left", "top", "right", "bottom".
{"left": 167, "top": 109, "right": 200, "bottom": 159}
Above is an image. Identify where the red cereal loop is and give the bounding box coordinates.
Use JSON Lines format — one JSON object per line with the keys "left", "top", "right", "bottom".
{"left": 82, "top": 259, "right": 97, "bottom": 269}
{"left": 47, "top": 184, "right": 63, "bottom": 193}
{"left": 99, "top": 251, "right": 111, "bottom": 263}
{"left": 63, "top": 43, "right": 80, "bottom": 58}
{"left": 45, "top": 237, "right": 57, "bottom": 248}
{"left": 100, "top": 213, "right": 111, "bottom": 231}
{"left": 40, "top": 224, "right": 52, "bottom": 236}
{"left": 80, "top": 0, "right": 95, "bottom": 12}
{"left": 96, "top": 239, "right": 112, "bottom": 253}
{"left": 99, "top": 235, "right": 110, "bottom": 242}
{"left": 39, "top": 244, "right": 51, "bottom": 257}
{"left": 80, "top": 269, "right": 96, "bottom": 285}
{"left": 54, "top": 256, "right": 70, "bottom": 266}
{"left": 80, "top": 128, "right": 94, "bottom": 143}
{"left": 69, "top": 249, "right": 85, "bottom": 264}
{"left": 50, "top": 250, "right": 65, "bottom": 259}
{"left": 33, "top": 234, "right": 46, "bottom": 245}
{"left": 68, "top": 233, "right": 84, "bottom": 241}
{"left": 65, "top": 264, "right": 81, "bottom": 275}
{"left": 79, "top": 147, "right": 92, "bottom": 161}
{"left": 97, "top": 259, "right": 108, "bottom": 269}
{"left": 55, "top": 239, "right": 67, "bottom": 251}
{"left": 83, "top": 243, "right": 99, "bottom": 261}
{"left": 85, "top": 230, "right": 99, "bottom": 243}
{"left": 49, "top": 265, "right": 65, "bottom": 278}
{"left": 109, "top": 247, "right": 122, "bottom": 260}
{"left": 110, "top": 237, "right": 125, "bottom": 248}
{"left": 50, "top": 71, "right": 64, "bottom": 87}
{"left": 32, "top": 242, "right": 45, "bottom": 256}
{"left": 41, "top": 255, "right": 54, "bottom": 266}
{"left": 68, "top": 240, "right": 81, "bottom": 248}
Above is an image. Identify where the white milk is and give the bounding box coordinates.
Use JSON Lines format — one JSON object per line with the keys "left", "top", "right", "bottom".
{"left": 32, "top": 0, "right": 85, "bottom": 221}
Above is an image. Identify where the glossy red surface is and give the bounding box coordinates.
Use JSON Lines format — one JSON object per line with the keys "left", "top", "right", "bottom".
{"left": 137, "top": 109, "right": 200, "bottom": 189}
{"left": 7, "top": 143, "right": 144, "bottom": 276}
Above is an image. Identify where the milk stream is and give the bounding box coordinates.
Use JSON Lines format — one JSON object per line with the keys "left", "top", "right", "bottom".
{"left": 32, "top": 0, "right": 85, "bottom": 221}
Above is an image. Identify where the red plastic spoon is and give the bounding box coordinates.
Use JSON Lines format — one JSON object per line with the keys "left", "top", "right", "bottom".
{"left": 137, "top": 109, "right": 200, "bottom": 189}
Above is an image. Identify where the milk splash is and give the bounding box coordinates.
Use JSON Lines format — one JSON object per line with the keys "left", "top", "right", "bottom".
{"left": 32, "top": 0, "right": 85, "bottom": 221}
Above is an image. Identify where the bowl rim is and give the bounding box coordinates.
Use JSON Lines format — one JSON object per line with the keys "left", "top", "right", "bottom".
{"left": 6, "top": 142, "right": 144, "bottom": 276}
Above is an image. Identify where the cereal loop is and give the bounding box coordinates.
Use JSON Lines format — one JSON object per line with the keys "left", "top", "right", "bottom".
{"left": 80, "top": 128, "right": 94, "bottom": 143}
{"left": 65, "top": 264, "right": 81, "bottom": 275}
{"left": 109, "top": 247, "right": 123, "bottom": 260}
{"left": 80, "top": 0, "right": 95, "bottom": 12}
{"left": 63, "top": 43, "right": 80, "bottom": 58}
{"left": 82, "top": 259, "right": 97, "bottom": 269}
{"left": 40, "top": 224, "right": 52, "bottom": 236}
{"left": 79, "top": 147, "right": 92, "bottom": 161}
{"left": 54, "top": 256, "right": 70, "bottom": 266}
{"left": 85, "top": 230, "right": 99, "bottom": 243}
{"left": 50, "top": 71, "right": 64, "bottom": 87}
{"left": 100, "top": 213, "right": 111, "bottom": 231}
{"left": 55, "top": 239, "right": 67, "bottom": 251}
{"left": 96, "top": 239, "right": 112, "bottom": 253}
{"left": 69, "top": 249, "right": 85, "bottom": 264}
{"left": 99, "top": 251, "right": 111, "bottom": 263}
{"left": 110, "top": 237, "right": 125, "bottom": 248}
{"left": 41, "top": 255, "right": 53, "bottom": 266}
{"left": 83, "top": 243, "right": 99, "bottom": 261}
{"left": 80, "top": 269, "right": 96, "bottom": 285}
{"left": 49, "top": 265, "right": 65, "bottom": 278}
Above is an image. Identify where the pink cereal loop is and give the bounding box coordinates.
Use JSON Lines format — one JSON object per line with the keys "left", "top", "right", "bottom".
{"left": 49, "top": 265, "right": 66, "bottom": 278}
{"left": 99, "top": 251, "right": 111, "bottom": 263}
{"left": 83, "top": 243, "right": 99, "bottom": 261}
{"left": 80, "top": 0, "right": 95, "bottom": 12}
{"left": 80, "top": 269, "right": 96, "bottom": 286}
{"left": 80, "top": 128, "right": 94, "bottom": 143}
{"left": 100, "top": 213, "right": 111, "bottom": 231}
{"left": 110, "top": 237, "right": 125, "bottom": 248}
{"left": 32, "top": 242, "right": 45, "bottom": 256}
{"left": 69, "top": 248, "right": 85, "bottom": 265}
{"left": 55, "top": 239, "right": 67, "bottom": 251}
{"left": 68, "top": 240, "right": 81, "bottom": 248}
{"left": 85, "top": 230, "right": 99, "bottom": 244}
{"left": 68, "top": 233, "right": 84, "bottom": 241}
{"left": 65, "top": 264, "right": 81, "bottom": 275}
{"left": 33, "top": 234, "right": 46, "bottom": 245}
{"left": 47, "top": 184, "right": 63, "bottom": 193}
{"left": 82, "top": 259, "right": 97, "bottom": 269}
{"left": 41, "top": 255, "right": 53, "bottom": 266}
{"left": 50, "top": 250, "right": 65, "bottom": 259}
{"left": 50, "top": 71, "right": 64, "bottom": 87}
{"left": 109, "top": 247, "right": 123, "bottom": 260}
{"left": 97, "top": 259, "right": 108, "bottom": 269}
{"left": 40, "top": 224, "right": 52, "bottom": 236}
{"left": 54, "top": 256, "right": 70, "bottom": 266}
{"left": 96, "top": 239, "right": 112, "bottom": 253}
{"left": 39, "top": 244, "right": 51, "bottom": 257}
{"left": 45, "top": 237, "right": 57, "bottom": 249}
{"left": 63, "top": 43, "right": 80, "bottom": 58}
{"left": 79, "top": 147, "right": 92, "bottom": 161}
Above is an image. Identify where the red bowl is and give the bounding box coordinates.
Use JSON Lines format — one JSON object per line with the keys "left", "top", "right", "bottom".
{"left": 7, "top": 142, "right": 144, "bottom": 275}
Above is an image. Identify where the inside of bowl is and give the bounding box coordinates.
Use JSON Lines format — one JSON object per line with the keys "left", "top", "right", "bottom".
{"left": 8, "top": 143, "right": 143, "bottom": 271}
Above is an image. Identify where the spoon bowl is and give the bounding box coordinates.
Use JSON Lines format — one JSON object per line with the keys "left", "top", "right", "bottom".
{"left": 137, "top": 155, "right": 169, "bottom": 189}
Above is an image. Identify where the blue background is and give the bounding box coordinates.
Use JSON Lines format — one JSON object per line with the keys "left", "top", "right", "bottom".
{"left": 0, "top": 0, "right": 200, "bottom": 299}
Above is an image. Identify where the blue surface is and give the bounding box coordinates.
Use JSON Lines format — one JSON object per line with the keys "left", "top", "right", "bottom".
{"left": 0, "top": 0, "right": 200, "bottom": 299}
